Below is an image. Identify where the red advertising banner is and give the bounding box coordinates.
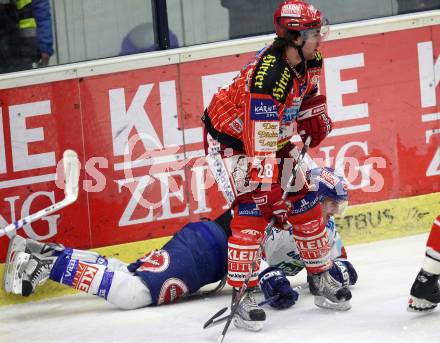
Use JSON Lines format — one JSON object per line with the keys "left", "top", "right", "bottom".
{"left": 0, "top": 25, "right": 439, "bottom": 261}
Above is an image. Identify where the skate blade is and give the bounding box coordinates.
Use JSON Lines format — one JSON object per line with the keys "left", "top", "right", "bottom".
{"left": 314, "top": 295, "right": 351, "bottom": 311}
{"left": 407, "top": 296, "right": 438, "bottom": 313}
{"left": 233, "top": 315, "right": 264, "bottom": 332}
{"left": 3, "top": 235, "right": 27, "bottom": 293}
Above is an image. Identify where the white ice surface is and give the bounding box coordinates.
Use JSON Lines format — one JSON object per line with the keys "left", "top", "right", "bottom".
{"left": 1, "top": 234, "right": 439, "bottom": 343}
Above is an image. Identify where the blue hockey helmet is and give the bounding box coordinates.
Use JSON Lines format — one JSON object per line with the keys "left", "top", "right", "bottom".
{"left": 308, "top": 167, "right": 348, "bottom": 215}
{"left": 309, "top": 167, "right": 348, "bottom": 201}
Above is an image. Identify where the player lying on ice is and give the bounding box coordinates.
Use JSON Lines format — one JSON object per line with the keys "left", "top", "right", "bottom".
{"left": 408, "top": 215, "right": 440, "bottom": 312}
{"left": 3, "top": 167, "right": 357, "bottom": 331}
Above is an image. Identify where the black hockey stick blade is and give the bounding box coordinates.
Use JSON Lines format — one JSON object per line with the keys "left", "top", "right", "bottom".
{"left": 203, "top": 307, "right": 228, "bottom": 329}
{"left": 203, "top": 313, "right": 230, "bottom": 329}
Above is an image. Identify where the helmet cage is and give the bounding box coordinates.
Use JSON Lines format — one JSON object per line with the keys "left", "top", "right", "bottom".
{"left": 298, "top": 18, "right": 329, "bottom": 43}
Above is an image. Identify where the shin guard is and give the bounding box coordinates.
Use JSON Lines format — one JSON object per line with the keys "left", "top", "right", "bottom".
{"left": 227, "top": 235, "right": 260, "bottom": 288}
{"left": 292, "top": 218, "right": 332, "bottom": 274}
{"left": 50, "top": 249, "right": 114, "bottom": 299}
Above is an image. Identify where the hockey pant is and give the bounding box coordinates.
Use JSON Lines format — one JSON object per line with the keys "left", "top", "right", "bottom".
{"left": 50, "top": 220, "right": 228, "bottom": 308}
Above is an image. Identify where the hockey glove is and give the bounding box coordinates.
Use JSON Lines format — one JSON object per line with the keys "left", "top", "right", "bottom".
{"left": 259, "top": 267, "right": 299, "bottom": 309}
{"left": 252, "top": 183, "right": 290, "bottom": 230}
{"left": 297, "top": 95, "right": 333, "bottom": 148}
{"left": 329, "top": 259, "right": 358, "bottom": 286}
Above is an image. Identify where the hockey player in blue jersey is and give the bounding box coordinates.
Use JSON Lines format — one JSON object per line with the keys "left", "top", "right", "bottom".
{"left": 3, "top": 167, "right": 357, "bottom": 329}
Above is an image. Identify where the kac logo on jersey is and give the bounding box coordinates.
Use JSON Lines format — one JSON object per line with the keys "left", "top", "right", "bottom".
{"left": 158, "top": 278, "right": 189, "bottom": 304}
{"left": 137, "top": 249, "right": 170, "bottom": 273}
{"left": 250, "top": 97, "right": 278, "bottom": 121}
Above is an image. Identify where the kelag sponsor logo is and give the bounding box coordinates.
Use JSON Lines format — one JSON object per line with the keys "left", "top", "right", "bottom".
{"left": 72, "top": 262, "right": 99, "bottom": 292}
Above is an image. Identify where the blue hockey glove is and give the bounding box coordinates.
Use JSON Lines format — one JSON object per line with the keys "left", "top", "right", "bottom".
{"left": 329, "top": 259, "right": 358, "bottom": 286}
{"left": 259, "top": 267, "right": 299, "bottom": 309}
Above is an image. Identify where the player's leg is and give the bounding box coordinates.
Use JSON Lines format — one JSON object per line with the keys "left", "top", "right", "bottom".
{"left": 408, "top": 215, "right": 440, "bottom": 312}
{"left": 227, "top": 205, "right": 267, "bottom": 332}
{"left": 4, "top": 219, "right": 228, "bottom": 309}
{"left": 291, "top": 203, "right": 352, "bottom": 310}
{"left": 3, "top": 236, "right": 152, "bottom": 309}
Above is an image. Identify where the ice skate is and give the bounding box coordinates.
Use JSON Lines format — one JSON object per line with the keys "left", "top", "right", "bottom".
{"left": 408, "top": 269, "right": 440, "bottom": 312}
{"left": 233, "top": 288, "right": 266, "bottom": 332}
{"left": 20, "top": 253, "right": 57, "bottom": 296}
{"left": 3, "top": 235, "right": 63, "bottom": 294}
{"left": 309, "top": 267, "right": 352, "bottom": 311}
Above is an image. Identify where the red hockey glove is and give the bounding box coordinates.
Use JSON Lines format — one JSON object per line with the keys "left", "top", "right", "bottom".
{"left": 252, "top": 183, "right": 290, "bottom": 230}
{"left": 297, "top": 95, "right": 333, "bottom": 148}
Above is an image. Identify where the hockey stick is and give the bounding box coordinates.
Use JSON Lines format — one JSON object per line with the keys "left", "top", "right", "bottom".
{"left": 203, "top": 295, "right": 280, "bottom": 330}
{"left": 0, "top": 150, "right": 80, "bottom": 239}
{"left": 208, "top": 136, "right": 312, "bottom": 342}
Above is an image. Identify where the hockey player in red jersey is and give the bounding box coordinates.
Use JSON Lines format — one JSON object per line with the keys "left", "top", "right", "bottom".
{"left": 408, "top": 215, "right": 440, "bottom": 312}
{"left": 201, "top": 0, "right": 343, "bottom": 330}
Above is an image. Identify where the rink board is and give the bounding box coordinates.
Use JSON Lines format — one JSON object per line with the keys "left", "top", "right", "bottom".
{"left": 0, "top": 12, "right": 439, "bottom": 264}
{"left": 1, "top": 191, "right": 439, "bottom": 307}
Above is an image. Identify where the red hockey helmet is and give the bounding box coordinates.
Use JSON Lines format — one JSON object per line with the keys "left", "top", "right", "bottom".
{"left": 274, "top": 0, "right": 324, "bottom": 38}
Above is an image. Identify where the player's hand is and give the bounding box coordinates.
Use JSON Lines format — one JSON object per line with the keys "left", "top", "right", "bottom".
{"left": 259, "top": 267, "right": 298, "bottom": 309}
{"left": 330, "top": 259, "right": 358, "bottom": 286}
{"left": 297, "top": 95, "right": 333, "bottom": 148}
{"left": 252, "top": 184, "right": 290, "bottom": 230}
